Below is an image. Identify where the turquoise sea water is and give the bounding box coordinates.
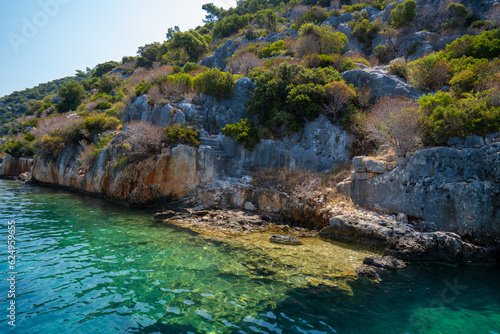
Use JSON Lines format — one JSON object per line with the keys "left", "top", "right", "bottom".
{"left": 0, "top": 179, "right": 499, "bottom": 334}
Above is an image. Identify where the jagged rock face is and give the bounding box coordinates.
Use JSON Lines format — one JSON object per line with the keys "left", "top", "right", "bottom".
{"left": 319, "top": 211, "right": 492, "bottom": 263}
{"left": 200, "top": 30, "right": 299, "bottom": 71}
{"left": 339, "top": 143, "right": 500, "bottom": 245}
{"left": 31, "top": 144, "right": 216, "bottom": 205}
{"left": 199, "top": 77, "right": 257, "bottom": 131}
{"left": 123, "top": 96, "right": 186, "bottom": 127}
{"left": 341, "top": 67, "right": 424, "bottom": 101}
{"left": 122, "top": 78, "right": 352, "bottom": 174}
{"left": 0, "top": 156, "right": 34, "bottom": 177}
{"left": 201, "top": 38, "right": 247, "bottom": 71}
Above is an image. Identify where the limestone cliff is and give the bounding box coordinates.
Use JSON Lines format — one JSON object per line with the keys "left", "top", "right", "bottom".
{"left": 339, "top": 139, "right": 500, "bottom": 245}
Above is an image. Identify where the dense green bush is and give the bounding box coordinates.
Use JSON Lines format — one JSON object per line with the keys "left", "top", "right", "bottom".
{"left": 57, "top": 81, "right": 86, "bottom": 113}
{"left": 295, "top": 23, "right": 348, "bottom": 56}
{"left": 37, "top": 132, "right": 66, "bottom": 157}
{"left": 292, "top": 6, "right": 329, "bottom": 30}
{"left": 222, "top": 118, "right": 260, "bottom": 150}
{"left": 260, "top": 40, "right": 285, "bottom": 58}
{"left": 419, "top": 91, "right": 500, "bottom": 145}
{"left": 194, "top": 68, "right": 234, "bottom": 100}
{"left": 168, "top": 30, "right": 210, "bottom": 61}
{"left": 373, "top": 44, "right": 391, "bottom": 63}
{"left": 302, "top": 54, "right": 355, "bottom": 72}
{"left": 136, "top": 81, "right": 153, "bottom": 96}
{"left": 248, "top": 63, "right": 345, "bottom": 133}
{"left": 445, "top": 29, "right": 500, "bottom": 59}
{"left": 95, "top": 101, "right": 113, "bottom": 110}
{"left": 164, "top": 124, "right": 200, "bottom": 147}
{"left": 408, "top": 52, "right": 450, "bottom": 91}
{"left": 391, "top": 0, "right": 417, "bottom": 28}
{"left": 213, "top": 14, "right": 250, "bottom": 38}
{"left": 350, "top": 15, "right": 381, "bottom": 51}
{"left": 1, "top": 140, "right": 35, "bottom": 158}
{"left": 449, "top": 69, "right": 476, "bottom": 96}
{"left": 387, "top": 58, "right": 408, "bottom": 80}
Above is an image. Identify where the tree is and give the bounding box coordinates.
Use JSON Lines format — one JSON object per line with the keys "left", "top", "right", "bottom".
{"left": 136, "top": 42, "right": 167, "bottom": 68}
{"left": 92, "top": 61, "right": 120, "bottom": 78}
{"left": 168, "top": 30, "right": 209, "bottom": 61}
{"left": 57, "top": 81, "right": 86, "bottom": 113}
{"left": 202, "top": 3, "right": 222, "bottom": 23}
{"left": 213, "top": 14, "right": 250, "bottom": 39}
{"left": 391, "top": 0, "right": 417, "bottom": 28}
{"left": 256, "top": 9, "right": 278, "bottom": 32}
{"left": 166, "top": 26, "right": 180, "bottom": 40}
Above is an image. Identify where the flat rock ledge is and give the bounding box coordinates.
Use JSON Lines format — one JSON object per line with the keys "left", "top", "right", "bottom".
{"left": 319, "top": 209, "right": 495, "bottom": 264}
{"left": 269, "top": 234, "right": 303, "bottom": 245}
{"left": 153, "top": 209, "right": 317, "bottom": 239}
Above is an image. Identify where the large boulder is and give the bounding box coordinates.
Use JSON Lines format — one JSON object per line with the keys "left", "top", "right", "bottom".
{"left": 123, "top": 95, "right": 186, "bottom": 127}
{"left": 341, "top": 67, "right": 424, "bottom": 101}
{"left": 201, "top": 38, "right": 247, "bottom": 70}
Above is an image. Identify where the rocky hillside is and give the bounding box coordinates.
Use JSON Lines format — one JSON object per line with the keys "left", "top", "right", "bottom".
{"left": 1, "top": 0, "right": 499, "bottom": 262}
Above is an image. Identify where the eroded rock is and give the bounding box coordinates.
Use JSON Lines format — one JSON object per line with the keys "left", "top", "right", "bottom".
{"left": 269, "top": 234, "right": 303, "bottom": 245}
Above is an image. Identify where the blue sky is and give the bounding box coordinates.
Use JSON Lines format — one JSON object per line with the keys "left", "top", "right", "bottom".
{"left": 0, "top": 0, "right": 236, "bottom": 97}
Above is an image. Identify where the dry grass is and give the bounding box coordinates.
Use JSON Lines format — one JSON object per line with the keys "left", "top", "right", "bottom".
{"left": 362, "top": 97, "right": 424, "bottom": 156}
{"left": 252, "top": 163, "right": 354, "bottom": 208}
{"left": 31, "top": 113, "right": 83, "bottom": 139}
{"left": 77, "top": 141, "right": 94, "bottom": 168}
{"left": 121, "top": 121, "right": 166, "bottom": 160}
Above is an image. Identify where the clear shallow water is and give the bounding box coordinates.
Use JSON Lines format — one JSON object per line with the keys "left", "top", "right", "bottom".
{"left": 0, "top": 179, "right": 499, "bottom": 334}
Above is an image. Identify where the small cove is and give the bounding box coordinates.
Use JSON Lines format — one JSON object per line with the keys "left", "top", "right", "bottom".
{"left": 0, "top": 179, "right": 499, "bottom": 334}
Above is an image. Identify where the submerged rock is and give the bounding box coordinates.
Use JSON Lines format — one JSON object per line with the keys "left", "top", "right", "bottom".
{"left": 363, "top": 256, "right": 406, "bottom": 270}
{"left": 355, "top": 266, "right": 379, "bottom": 279}
{"left": 269, "top": 234, "right": 303, "bottom": 245}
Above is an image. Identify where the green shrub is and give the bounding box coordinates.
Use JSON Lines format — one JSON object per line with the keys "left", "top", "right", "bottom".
{"left": 37, "top": 132, "right": 66, "bottom": 156}
{"left": 136, "top": 81, "right": 153, "bottom": 96}
{"left": 24, "top": 132, "right": 36, "bottom": 142}
{"left": 222, "top": 118, "right": 260, "bottom": 150}
{"left": 302, "top": 54, "right": 356, "bottom": 72}
{"left": 182, "top": 62, "right": 200, "bottom": 73}
{"left": 387, "top": 58, "right": 408, "bottom": 80}
{"left": 292, "top": 6, "right": 329, "bottom": 30}
{"left": 373, "top": 44, "right": 391, "bottom": 63}
{"left": 350, "top": 18, "right": 381, "bottom": 50}
{"left": 260, "top": 40, "right": 285, "bottom": 58}
{"left": 248, "top": 63, "right": 344, "bottom": 133}
{"left": 391, "top": 0, "right": 417, "bottom": 28}
{"left": 295, "top": 23, "right": 348, "bottom": 56}
{"left": 449, "top": 69, "right": 477, "bottom": 96}
{"left": 2, "top": 140, "right": 35, "bottom": 158}
{"left": 164, "top": 124, "right": 200, "bottom": 147}
{"left": 419, "top": 91, "right": 500, "bottom": 145}
{"left": 408, "top": 52, "right": 450, "bottom": 91}
{"left": 445, "top": 29, "right": 500, "bottom": 59}
{"left": 168, "top": 30, "right": 209, "bottom": 62}
{"left": 95, "top": 101, "right": 113, "bottom": 110}
{"left": 57, "top": 81, "right": 86, "bottom": 113}
{"left": 213, "top": 14, "right": 250, "bottom": 38}
{"left": 194, "top": 68, "right": 234, "bottom": 100}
